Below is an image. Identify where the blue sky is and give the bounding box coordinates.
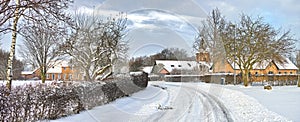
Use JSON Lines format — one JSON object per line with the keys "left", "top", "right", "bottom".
{"left": 1, "top": 0, "right": 299, "bottom": 58}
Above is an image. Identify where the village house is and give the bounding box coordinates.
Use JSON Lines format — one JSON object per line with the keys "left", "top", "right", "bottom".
{"left": 21, "top": 60, "right": 84, "bottom": 81}
{"left": 152, "top": 60, "right": 211, "bottom": 75}
{"left": 196, "top": 50, "right": 299, "bottom": 82}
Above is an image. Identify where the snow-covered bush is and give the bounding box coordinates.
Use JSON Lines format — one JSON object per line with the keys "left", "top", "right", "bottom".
{"left": 0, "top": 74, "right": 148, "bottom": 121}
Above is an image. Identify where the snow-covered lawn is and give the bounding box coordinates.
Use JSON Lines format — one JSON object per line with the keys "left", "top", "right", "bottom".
{"left": 51, "top": 81, "right": 297, "bottom": 121}
{"left": 224, "top": 84, "right": 300, "bottom": 121}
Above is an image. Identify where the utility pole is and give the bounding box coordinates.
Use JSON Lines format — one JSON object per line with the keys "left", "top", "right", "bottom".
{"left": 230, "top": 24, "right": 237, "bottom": 85}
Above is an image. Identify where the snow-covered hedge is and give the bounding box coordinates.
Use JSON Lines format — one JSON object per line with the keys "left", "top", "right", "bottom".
{"left": 0, "top": 74, "right": 148, "bottom": 121}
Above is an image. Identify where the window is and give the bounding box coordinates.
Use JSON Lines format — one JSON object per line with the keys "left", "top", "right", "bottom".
{"left": 52, "top": 74, "right": 55, "bottom": 80}
{"left": 178, "top": 65, "right": 182, "bottom": 67}
{"left": 290, "top": 72, "right": 293, "bottom": 74}
{"left": 278, "top": 72, "right": 281, "bottom": 74}
{"left": 69, "top": 74, "right": 72, "bottom": 80}
{"left": 284, "top": 72, "right": 287, "bottom": 74}
{"left": 171, "top": 65, "right": 174, "bottom": 67}
{"left": 64, "top": 74, "right": 67, "bottom": 80}
{"left": 255, "top": 72, "right": 258, "bottom": 76}
{"left": 63, "top": 67, "right": 66, "bottom": 70}
{"left": 268, "top": 71, "right": 273, "bottom": 74}
{"left": 58, "top": 74, "right": 61, "bottom": 80}
{"left": 47, "top": 74, "right": 50, "bottom": 79}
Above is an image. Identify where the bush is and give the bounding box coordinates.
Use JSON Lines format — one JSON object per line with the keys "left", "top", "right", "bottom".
{"left": 0, "top": 74, "right": 148, "bottom": 121}
{"left": 264, "top": 85, "right": 272, "bottom": 90}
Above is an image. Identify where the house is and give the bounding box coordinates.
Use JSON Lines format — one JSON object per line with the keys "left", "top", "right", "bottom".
{"left": 213, "top": 58, "right": 298, "bottom": 75}
{"left": 21, "top": 68, "right": 40, "bottom": 80}
{"left": 196, "top": 49, "right": 299, "bottom": 82}
{"left": 21, "top": 60, "right": 84, "bottom": 81}
{"left": 152, "top": 60, "right": 210, "bottom": 75}
{"left": 46, "top": 60, "right": 84, "bottom": 81}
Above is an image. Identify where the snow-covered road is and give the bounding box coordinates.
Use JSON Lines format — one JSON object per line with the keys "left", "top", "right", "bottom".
{"left": 145, "top": 83, "right": 234, "bottom": 122}
{"left": 53, "top": 81, "right": 290, "bottom": 122}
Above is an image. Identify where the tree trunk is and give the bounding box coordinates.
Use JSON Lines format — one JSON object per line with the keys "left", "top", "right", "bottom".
{"left": 242, "top": 69, "right": 250, "bottom": 87}
{"left": 85, "top": 69, "right": 92, "bottom": 81}
{"left": 6, "top": 0, "right": 20, "bottom": 90}
{"left": 298, "top": 74, "right": 300, "bottom": 87}
{"left": 41, "top": 71, "right": 46, "bottom": 83}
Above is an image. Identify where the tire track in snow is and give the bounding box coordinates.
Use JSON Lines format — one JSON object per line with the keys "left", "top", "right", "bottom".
{"left": 183, "top": 84, "right": 234, "bottom": 122}
{"left": 146, "top": 83, "right": 234, "bottom": 122}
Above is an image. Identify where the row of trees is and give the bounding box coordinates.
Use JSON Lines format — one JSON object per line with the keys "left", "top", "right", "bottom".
{"left": 0, "top": 1, "right": 128, "bottom": 90}
{"left": 194, "top": 8, "right": 297, "bottom": 86}
{"left": 129, "top": 48, "right": 194, "bottom": 71}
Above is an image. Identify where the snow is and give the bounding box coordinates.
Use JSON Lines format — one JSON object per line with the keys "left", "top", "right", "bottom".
{"left": 142, "top": 66, "right": 153, "bottom": 74}
{"left": 229, "top": 57, "right": 298, "bottom": 70}
{"left": 224, "top": 85, "right": 300, "bottom": 121}
{"left": 275, "top": 58, "right": 299, "bottom": 70}
{"left": 47, "top": 66, "right": 62, "bottom": 73}
{"left": 47, "top": 60, "right": 70, "bottom": 73}
{"left": 21, "top": 71, "right": 34, "bottom": 75}
{"left": 155, "top": 60, "right": 199, "bottom": 72}
{"left": 51, "top": 84, "right": 170, "bottom": 122}
{"left": 51, "top": 81, "right": 296, "bottom": 121}
{"left": 129, "top": 72, "right": 144, "bottom": 76}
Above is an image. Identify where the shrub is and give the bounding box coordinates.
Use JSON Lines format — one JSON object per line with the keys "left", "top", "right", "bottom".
{"left": 0, "top": 74, "right": 148, "bottom": 121}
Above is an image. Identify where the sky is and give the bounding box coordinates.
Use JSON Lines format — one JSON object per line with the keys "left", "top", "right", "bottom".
{"left": 1, "top": 0, "right": 300, "bottom": 58}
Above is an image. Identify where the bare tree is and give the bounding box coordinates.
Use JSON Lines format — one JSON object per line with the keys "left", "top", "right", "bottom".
{"left": 19, "top": 21, "right": 66, "bottom": 83}
{"left": 195, "top": 9, "right": 297, "bottom": 86}
{"left": 222, "top": 14, "right": 296, "bottom": 86}
{"left": 62, "top": 12, "right": 128, "bottom": 81}
{"left": 0, "top": 0, "right": 72, "bottom": 90}
{"left": 193, "top": 8, "right": 226, "bottom": 66}
{"left": 0, "top": 0, "right": 14, "bottom": 33}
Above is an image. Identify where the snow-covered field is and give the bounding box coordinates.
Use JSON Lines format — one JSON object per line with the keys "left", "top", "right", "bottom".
{"left": 225, "top": 84, "right": 300, "bottom": 121}
{"left": 49, "top": 81, "right": 298, "bottom": 122}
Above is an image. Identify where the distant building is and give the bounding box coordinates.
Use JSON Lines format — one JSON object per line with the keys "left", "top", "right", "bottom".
{"left": 213, "top": 58, "right": 298, "bottom": 75}
{"left": 152, "top": 60, "right": 211, "bottom": 75}
{"left": 21, "top": 68, "right": 40, "bottom": 80}
{"left": 196, "top": 49, "right": 299, "bottom": 82}
{"left": 21, "top": 60, "right": 84, "bottom": 81}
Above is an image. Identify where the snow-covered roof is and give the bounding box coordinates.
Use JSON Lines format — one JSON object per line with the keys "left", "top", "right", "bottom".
{"left": 142, "top": 66, "right": 153, "bottom": 74}
{"left": 21, "top": 71, "right": 34, "bottom": 75}
{"left": 47, "top": 65, "right": 62, "bottom": 74}
{"left": 155, "top": 60, "right": 199, "bottom": 72}
{"left": 274, "top": 58, "right": 299, "bottom": 70}
{"left": 129, "top": 72, "right": 144, "bottom": 76}
{"left": 228, "top": 58, "right": 298, "bottom": 70}
{"left": 47, "top": 60, "right": 69, "bottom": 74}
{"left": 198, "top": 61, "right": 213, "bottom": 68}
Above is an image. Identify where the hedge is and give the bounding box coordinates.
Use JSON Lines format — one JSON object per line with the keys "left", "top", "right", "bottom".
{"left": 0, "top": 73, "right": 148, "bottom": 121}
